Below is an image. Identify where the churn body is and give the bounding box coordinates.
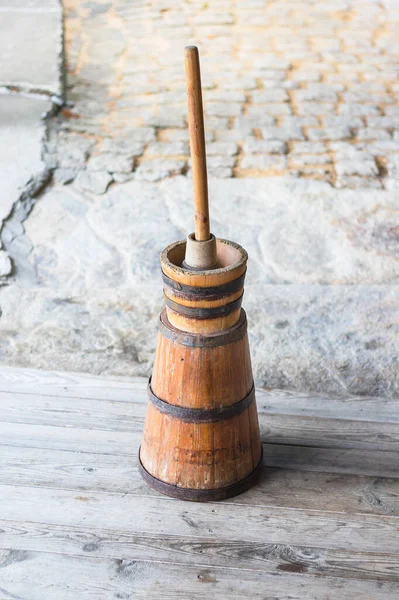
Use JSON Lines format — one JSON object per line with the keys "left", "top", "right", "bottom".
{"left": 139, "top": 237, "right": 262, "bottom": 501}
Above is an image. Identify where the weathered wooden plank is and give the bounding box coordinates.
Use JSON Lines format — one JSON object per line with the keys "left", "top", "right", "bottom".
{"left": 0, "top": 421, "right": 134, "bottom": 455}
{"left": 0, "top": 367, "right": 144, "bottom": 401}
{"left": 263, "top": 443, "right": 399, "bottom": 478}
{"left": 2, "top": 367, "right": 399, "bottom": 597}
{"left": 1, "top": 519, "right": 399, "bottom": 582}
{"left": 2, "top": 445, "right": 399, "bottom": 515}
{"left": 256, "top": 387, "right": 399, "bottom": 423}
{"left": 1, "top": 391, "right": 399, "bottom": 452}
{"left": 1, "top": 421, "right": 398, "bottom": 477}
{"left": 0, "top": 390, "right": 148, "bottom": 430}
{"left": 1, "top": 485, "right": 399, "bottom": 554}
{"left": 261, "top": 414, "right": 399, "bottom": 451}
{"left": 0, "top": 549, "right": 397, "bottom": 599}
{"left": 1, "top": 367, "right": 399, "bottom": 425}
{"left": 0, "top": 366, "right": 139, "bottom": 389}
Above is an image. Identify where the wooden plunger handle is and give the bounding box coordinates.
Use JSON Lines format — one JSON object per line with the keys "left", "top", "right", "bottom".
{"left": 184, "top": 46, "right": 210, "bottom": 242}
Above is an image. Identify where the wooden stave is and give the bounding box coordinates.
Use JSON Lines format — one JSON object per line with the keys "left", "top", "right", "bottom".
{"left": 147, "top": 378, "right": 256, "bottom": 422}
{"left": 151, "top": 311, "right": 254, "bottom": 409}
{"left": 139, "top": 238, "right": 262, "bottom": 497}
{"left": 163, "top": 292, "right": 244, "bottom": 319}
{"left": 139, "top": 399, "right": 262, "bottom": 491}
{"left": 140, "top": 313, "right": 262, "bottom": 491}
{"left": 166, "top": 306, "right": 242, "bottom": 334}
{"left": 157, "top": 307, "right": 248, "bottom": 348}
{"left": 138, "top": 445, "right": 263, "bottom": 501}
{"left": 160, "top": 238, "right": 248, "bottom": 288}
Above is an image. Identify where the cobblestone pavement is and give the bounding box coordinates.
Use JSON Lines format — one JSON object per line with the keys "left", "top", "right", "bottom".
{"left": 56, "top": 0, "right": 399, "bottom": 191}
{"left": 2, "top": 0, "right": 399, "bottom": 397}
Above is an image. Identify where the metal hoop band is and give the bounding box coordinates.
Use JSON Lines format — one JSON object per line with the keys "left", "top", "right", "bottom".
{"left": 162, "top": 270, "right": 246, "bottom": 299}
{"left": 158, "top": 308, "right": 247, "bottom": 348}
{"left": 138, "top": 446, "right": 263, "bottom": 502}
{"left": 164, "top": 292, "right": 243, "bottom": 320}
{"left": 148, "top": 378, "right": 255, "bottom": 423}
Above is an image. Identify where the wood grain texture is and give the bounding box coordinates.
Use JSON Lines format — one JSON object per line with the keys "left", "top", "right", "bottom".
{"left": 140, "top": 400, "right": 261, "bottom": 488}
{"left": 1, "top": 367, "right": 398, "bottom": 425}
{"left": 185, "top": 45, "right": 209, "bottom": 242}
{"left": 141, "top": 320, "right": 260, "bottom": 488}
{"left": 160, "top": 238, "right": 247, "bottom": 287}
{"left": 1, "top": 367, "right": 399, "bottom": 598}
{"left": 256, "top": 387, "right": 399, "bottom": 424}
{"left": 2, "top": 444, "right": 399, "bottom": 515}
{"left": 165, "top": 305, "right": 242, "bottom": 334}
{"left": 2, "top": 519, "right": 399, "bottom": 582}
{"left": 2, "top": 485, "right": 399, "bottom": 554}
{"left": 260, "top": 412, "right": 399, "bottom": 451}
{"left": 2, "top": 420, "right": 398, "bottom": 477}
{"left": 141, "top": 244, "right": 261, "bottom": 493}
{"left": 0, "top": 366, "right": 144, "bottom": 399}
{"left": 151, "top": 332, "right": 253, "bottom": 408}
{"left": 2, "top": 386, "right": 399, "bottom": 454}
{"left": 164, "top": 287, "right": 243, "bottom": 309}
{"left": 160, "top": 240, "right": 247, "bottom": 333}
{"left": 2, "top": 550, "right": 398, "bottom": 600}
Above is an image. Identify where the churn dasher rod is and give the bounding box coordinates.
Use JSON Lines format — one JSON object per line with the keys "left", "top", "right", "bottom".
{"left": 184, "top": 46, "right": 218, "bottom": 270}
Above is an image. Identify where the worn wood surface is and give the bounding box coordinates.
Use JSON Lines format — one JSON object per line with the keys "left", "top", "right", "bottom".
{"left": 184, "top": 45, "right": 209, "bottom": 242}
{"left": 1, "top": 367, "right": 399, "bottom": 599}
{"left": 143, "top": 298, "right": 260, "bottom": 490}
{"left": 143, "top": 248, "right": 260, "bottom": 493}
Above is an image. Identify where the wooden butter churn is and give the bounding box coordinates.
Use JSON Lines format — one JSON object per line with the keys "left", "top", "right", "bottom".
{"left": 139, "top": 46, "right": 262, "bottom": 501}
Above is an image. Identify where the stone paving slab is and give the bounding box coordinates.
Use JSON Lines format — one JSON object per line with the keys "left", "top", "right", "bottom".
{"left": 1, "top": 281, "right": 397, "bottom": 399}
{"left": 0, "top": 0, "right": 63, "bottom": 97}
{"left": 1, "top": 176, "right": 398, "bottom": 397}
{"left": 0, "top": 94, "right": 52, "bottom": 277}
{"left": 21, "top": 176, "right": 399, "bottom": 289}
{"left": 161, "top": 177, "right": 399, "bottom": 285}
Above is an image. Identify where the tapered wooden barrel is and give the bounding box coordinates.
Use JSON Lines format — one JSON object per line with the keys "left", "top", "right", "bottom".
{"left": 139, "top": 237, "right": 262, "bottom": 501}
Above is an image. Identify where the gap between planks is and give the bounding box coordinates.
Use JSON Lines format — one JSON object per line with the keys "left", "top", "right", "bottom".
{"left": 1, "top": 420, "right": 399, "bottom": 477}
{"left": 1, "top": 521, "right": 399, "bottom": 583}
{"left": 2, "top": 368, "right": 399, "bottom": 595}
{"left": 1, "top": 392, "right": 399, "bottom": 453}
{"left": 3, "top": 387, "right": 399, "bottom": 427}
{"left": 2, "top": 484, "right": 399, "bottom": 554}
{"left": 1, "top": 550, "right": 398, "bottom": 600}
{"left": 0, "top": 367, "right": 398, "bottom": 424}
{"left": 2, "top": 442, "right": 399, "bottom": 517}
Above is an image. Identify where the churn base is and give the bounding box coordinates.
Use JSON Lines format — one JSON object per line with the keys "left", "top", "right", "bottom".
{"left": 138, "top": 446, "right": 263, "bottom": 502}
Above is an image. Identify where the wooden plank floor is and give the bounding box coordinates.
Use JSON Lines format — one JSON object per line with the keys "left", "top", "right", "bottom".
{"left": 1, "top": 367, "right": 399, "bottom": 599}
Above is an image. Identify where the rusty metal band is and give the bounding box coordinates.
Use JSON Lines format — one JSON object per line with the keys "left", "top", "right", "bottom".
{"left": 158, "top": 308, "right": 247, "bottom": 348}
{"left": 147, "top": 378, "right": 255, "bottom": 423}
{"left": 164, "top": 292, "right": 243, "bottom": 320}
{"left": 138, "top": 446, "right": 263, "bottom": 502}
{"left": 162, "top": 270, "right": 246, "bottom": 299}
